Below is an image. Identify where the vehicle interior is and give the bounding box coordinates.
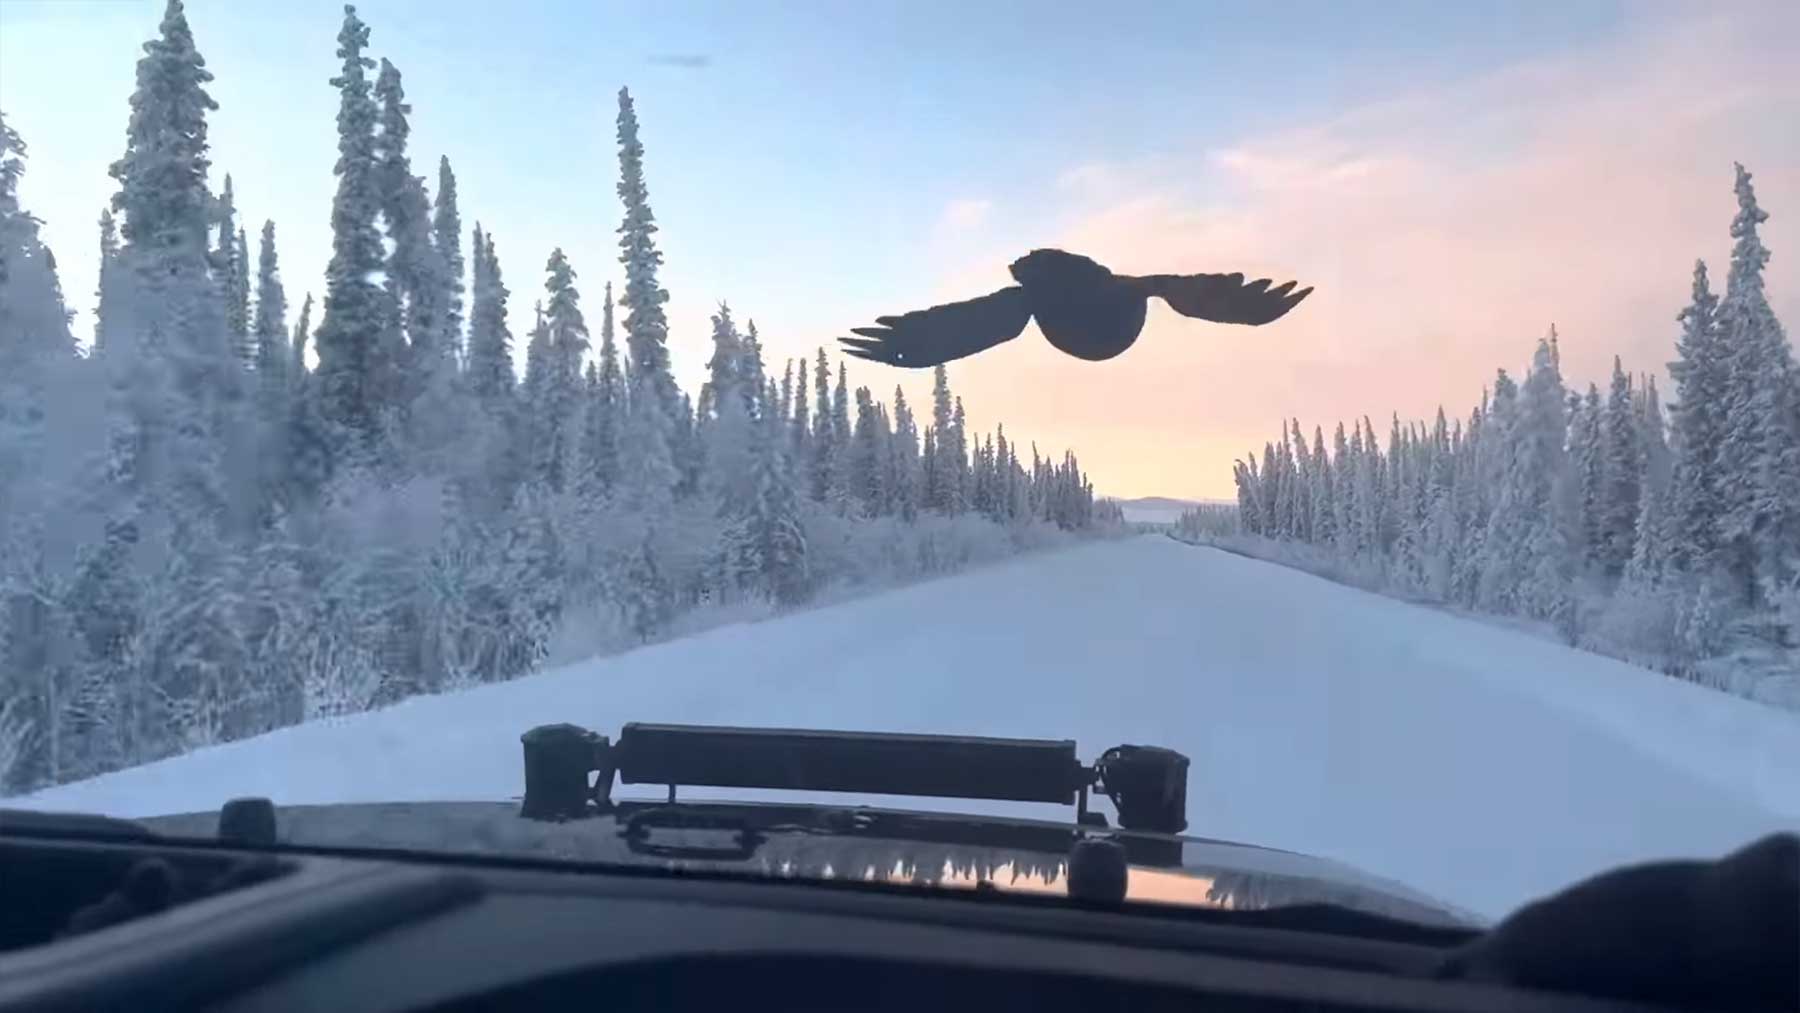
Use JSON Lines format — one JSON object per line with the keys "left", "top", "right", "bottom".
{"left": 3, "top": 723, "right": 1793, "bottom": 1013}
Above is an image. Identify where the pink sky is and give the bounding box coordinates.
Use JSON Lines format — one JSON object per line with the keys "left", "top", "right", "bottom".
{"left": 912, "top": 6, "right": 1798, "bottom": 500}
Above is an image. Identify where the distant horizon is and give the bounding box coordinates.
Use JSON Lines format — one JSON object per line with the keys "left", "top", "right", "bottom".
{"left": 1105, "top": 494, "right": 1231, "bottom": 507}
{"left": 2, "top": 0, "right": 1795, "bottom": 499}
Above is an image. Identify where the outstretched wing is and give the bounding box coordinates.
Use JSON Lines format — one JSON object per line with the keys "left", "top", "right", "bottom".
{"left": 839, "top": 286, "right": 1032, "bottom": 368}
{"left": 1134, "top": 272, "right": 1312, "bottom": 326}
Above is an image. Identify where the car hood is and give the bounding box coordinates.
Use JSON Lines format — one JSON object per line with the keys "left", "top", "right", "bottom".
{"left": 133, "top": 798, "right": 1480, "bottom": 929}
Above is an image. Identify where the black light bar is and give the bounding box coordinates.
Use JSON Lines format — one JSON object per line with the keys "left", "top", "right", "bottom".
{"left": 615, "top": 723, "right": 1088, "bottom": 805}
{"left": 517, "top": 721, "right": 1191, "bottom": 834}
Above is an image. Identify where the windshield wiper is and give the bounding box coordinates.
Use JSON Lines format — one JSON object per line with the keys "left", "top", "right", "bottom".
{"left": 0, "top": 808, "right": 157, "bottom": 842}
{"left": 619, "top": 808, "right": 766, "bottom": 861}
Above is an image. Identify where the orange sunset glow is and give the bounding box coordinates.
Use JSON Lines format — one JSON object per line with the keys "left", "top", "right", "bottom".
{"left": 862, "top": 6, "right": 1798, "bottom": 500}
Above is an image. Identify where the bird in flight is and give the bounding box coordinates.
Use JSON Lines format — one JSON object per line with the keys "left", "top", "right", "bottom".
{"left": 839, "top": 248, "right": 1311, "bottom": 368}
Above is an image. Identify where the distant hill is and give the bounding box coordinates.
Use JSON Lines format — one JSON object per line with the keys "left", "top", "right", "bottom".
{"left": 1111, "top": 496, "right": 1213, "bottom": 525}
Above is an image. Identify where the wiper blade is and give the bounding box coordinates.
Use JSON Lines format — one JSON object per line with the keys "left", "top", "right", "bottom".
{"left": 0, "top": 807, "right": 157, "bottom": 842}
{"left": 619, "top": 808, "right": 766, "bottom": 861}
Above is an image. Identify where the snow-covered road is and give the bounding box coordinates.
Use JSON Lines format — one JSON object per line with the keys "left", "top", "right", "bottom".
{"left": 19, "top": 536, "right": 1800, "bottom": 919}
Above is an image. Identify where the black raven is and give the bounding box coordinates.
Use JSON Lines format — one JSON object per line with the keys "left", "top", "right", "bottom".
{"left": 839, "top": 248, "right": 1312, "bottom": 368}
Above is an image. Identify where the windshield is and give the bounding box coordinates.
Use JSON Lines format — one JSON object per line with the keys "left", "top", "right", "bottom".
{"left": 1, "top": 0, "right": 1796, "bottom": 927}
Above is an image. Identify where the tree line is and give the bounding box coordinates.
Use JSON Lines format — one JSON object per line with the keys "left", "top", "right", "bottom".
{"left": 0, "top": 1, "right": 1117, "bottom": 793}
{"left": 1191, "top": 164, "right": 1797, "bottom": 689}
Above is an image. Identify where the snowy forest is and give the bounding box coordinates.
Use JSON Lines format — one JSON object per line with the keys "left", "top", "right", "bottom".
{"left": 1183, "top": 165, "right": 1797, "bottom": 703}
{"left": 0, "top": 2, "right": 1120, "bottom": 794}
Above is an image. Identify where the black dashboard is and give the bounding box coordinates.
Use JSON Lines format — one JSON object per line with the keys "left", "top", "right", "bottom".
{"left": 1, "top": 829, "right": 1684, "bottom": 1013}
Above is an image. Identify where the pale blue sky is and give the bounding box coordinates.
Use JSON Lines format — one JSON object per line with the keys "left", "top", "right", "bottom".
{"left": 8, "top": 0, "right": 1791, "bottom": 498}
{"left": 0, "top": 0, "right": 1631, "bottom": 357}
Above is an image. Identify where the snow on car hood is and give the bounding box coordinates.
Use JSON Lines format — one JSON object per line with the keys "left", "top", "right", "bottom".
{"left": 133, "top": 799, "right": 1480, "bottom": 928}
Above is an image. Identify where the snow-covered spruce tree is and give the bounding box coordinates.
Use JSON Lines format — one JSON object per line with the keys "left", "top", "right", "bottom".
{"left": 1665, "top": 260, "right": 1725, "bottom": 580}
{"left": 1296, "top": 418, "right": 1319, "bottom": 543}
{"left": 726, "top": 409, "right": 809, "bottom": 605}
{"left": 290, "top": 292, "right": 312, "bottom": 378}
{"left": 1230, "top": 453, "right": 1258, "bottom": 535}
{"left": 583, "top": 281, "right": 623, "bottom": 497}
{"left": 521, "top": 300, "right": 552, "bottom": 479}
{"left": 616, "top": 87, "right": 684, "bottom": 510}
{"left": 282, "top": 289, "right": 334, "bottom": 509}
{"left": 810, "top": 348, "right": 834, "bottom": 501}
{"left": 1353, "top": 421, "right": 1382, "bottom": 562}
{"left": 1460, "top": 374, "right": 1514, "bottom": 601}
{"left": 56, "top": 516, "right": 143, "bottom": 778}
{"left": 1597, "top": 357, "right": 1642, "bottom": 578}
{"left": 790, "top": 355, "right": 811, "bottom": 467}
{"left": 465, "top": 226, "right": 513, "bottom": 403}
{"left": 1006, "top": 439, "right": 1031, "bottom": 523}
{"left": 251, "top": 220, "right": 291, "bottom": 517}
{"left": 433, "top": 156, "right": 464, "bottom": 361}
{"left": 848, "top": 385, "right": 885, "bottom": 516}
{"left": 373, "top": 57, "right": 459, "bottom": 474}
{"left": 0, "top": 113, "right": 70, "bottom": 378}
{"left": 615, "top": 87, "right": 678, "bottom": 416}
{"left": 1571, "top": 383, "right": 1604, "bottom": 570}
{"left": 282, "top": 289, "right": 336, "bottom": 508}
{"left": 0, "top": 111, "right": 75, "bottom": 397}
{"left": 106, "top": 0, "right": 244, "bottom": 532}
{"left": 1305, "top": 427, "right": 1333, "bottom": 548}
{"left": 535, "top": 249, "right": 590, "bottom": 493}
{"left": 741, "top": 319, "right": 767, "bottom": 419}
{"left": 1626, "top": 457, "right": 1673, "bottom": 587}
{"left": 876, "top": 404, "right": 899, "bottom": 517}
{"left": 620, "top": 530, "right": 673, "bottom": 643}
{"left": 1478, "top": 336, "right": 1574, "bottom": 625}
{"left": 777, "top": 360, "right": 793, "bottom": 429}
{"left": 1329, "top": 421, "right": 1353, "bottom": 554}
{"left": 1418, "top": 413, "right": 1460, "bottom": 597}
{"left": 1714, "top": 164, "right": 1798, "bottom": 606}
{"left": 230, "top": 227, "right": 250, "bottom": 364}
{"left": 313, "top": 4, "right": 395, "bottom": 468}
{"left": 93, "top": 209, "right": 123, "bottom": 355}
{"left": 891, "top": 392, "right": 921, "bottom": 521}
{"left": 948, "top": 395, "right": 969, "bottom": 515}
{"left": 102, "top": 0, "right": 262, "bottom": 755}
{"left": 461, "top": 227, "right": 520, "bottom": 516}
{"left": 928, "top": 365, "right": 954, "bottom": 512}
{"left": 1636, "top": 375, "right": 1672, "bottom": 519}
{"left": 497, "top": 484, "right": 564, "bottom": 676}
{"left": 922, "top": 427, "right": 942, "bottom": 515}
{"left": 210, "top": 172, "right": 235, "bottom": 292}
{"left": 673, "top": 390, "right": 702, "bottom": 499}
{"left": 990, "top": 422, "right": 1011, "bottom": 524}
{"left": 252, "top": 221, "right": 289, "bottom": 390}
{"left": 700, "top": 303, "right": 755, "bottom": 506}
{"left": 574, "top": 363, "right": 604, "bottom": 505}
{"left": 0, "top": 112, "right": 79, "bottom": 792}
{"left": 1449, "top": 404, "right": 1484, "bottom": 604}
{"left": 373, "top": 59, "right": 449, "bottom": 392}
{"left": 828, "top": 362, "right": 851, "bottom": 504}
{"left": 620, "top": 368, "right": 680, "bottom": 513}
{"left": 212, "top": 174, "right": 250, "bottom": 362}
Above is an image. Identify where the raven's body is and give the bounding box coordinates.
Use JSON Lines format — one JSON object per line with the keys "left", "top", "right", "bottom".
{"left": 840, "top": 248, "right": 1311, "bottom": 369}
{"left": 1008, "top": 249, "right": 1146, "bottom": 361}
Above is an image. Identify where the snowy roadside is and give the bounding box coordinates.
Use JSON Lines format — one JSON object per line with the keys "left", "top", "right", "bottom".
{"left": 1168, "top": 531, "right": 1800, "bottom": 714}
